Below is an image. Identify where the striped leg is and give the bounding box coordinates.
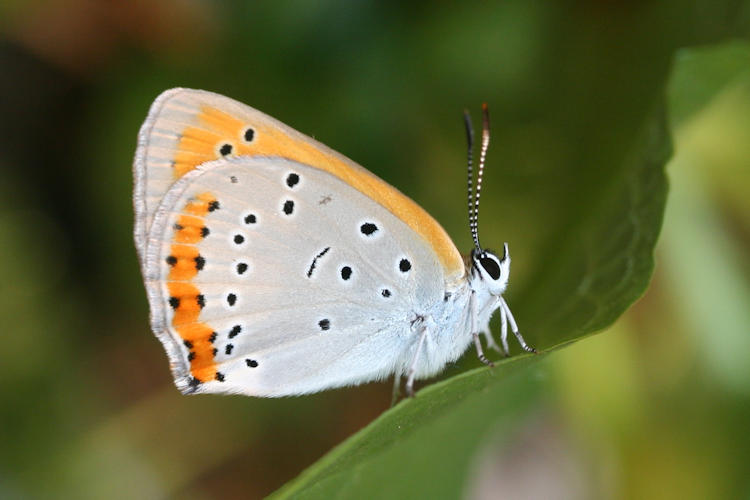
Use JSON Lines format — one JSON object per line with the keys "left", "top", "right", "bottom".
{"left": 500, "top": 297, "right": 537, "bottom": 353}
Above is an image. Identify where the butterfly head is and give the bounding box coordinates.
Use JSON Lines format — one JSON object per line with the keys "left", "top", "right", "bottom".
{"left": 464, "top": 104, "right": 512, "bottom": 296}
{"left": 470, "top": 243, "right": 511, "bottom": 295}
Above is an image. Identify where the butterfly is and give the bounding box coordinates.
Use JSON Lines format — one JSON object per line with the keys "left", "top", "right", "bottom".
{"left": 133, "top": 89, "right": 535, "bottom": 398}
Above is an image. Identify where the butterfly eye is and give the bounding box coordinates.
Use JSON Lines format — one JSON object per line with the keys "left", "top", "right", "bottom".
{"left": 479, "top": 256, "right": 501, "bottom": 280}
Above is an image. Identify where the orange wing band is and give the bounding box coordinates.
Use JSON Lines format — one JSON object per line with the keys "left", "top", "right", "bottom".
{"left": 166, "top": 192, "right": 218, "bottom": 384}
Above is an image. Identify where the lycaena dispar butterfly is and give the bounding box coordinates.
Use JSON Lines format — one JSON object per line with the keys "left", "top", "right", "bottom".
{"left": 133, "top": 89, "right": 535, "bottom": 397}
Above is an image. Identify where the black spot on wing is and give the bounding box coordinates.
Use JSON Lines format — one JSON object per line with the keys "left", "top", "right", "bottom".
{"left": 286, "top": 173, "right": 300, "bottom": 188}
{"left": 229, "top": 325, "right": 242, "bottom": 338}
{"left": 360, "top": 222, "right": 378, "bottom": 236}
{"left": 195, "top": 255, "right": 205, "bottom": 271}
{"left": 283, "top": 200, "right": 294, "bottom": 215}
{"left": 307, "top": 247, "right": 331, "bottom": 278}
{"left": 340, "top": 266, "right": 352, "bottom": 281}
{"left": 399, "top": 258, "right": 411, "bottom": 273}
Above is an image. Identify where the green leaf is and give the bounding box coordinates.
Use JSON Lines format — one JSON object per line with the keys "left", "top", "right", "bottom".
{"left": 273, "top": 357, "right": 547, "bottom": 499}
{"left": 669, "top": 41, "right": 750, "bottom": 127}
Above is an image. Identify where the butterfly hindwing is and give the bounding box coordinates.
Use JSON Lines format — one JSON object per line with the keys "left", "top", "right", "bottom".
{"left": 145, "top": 156, "right": 446, "bottom": 396}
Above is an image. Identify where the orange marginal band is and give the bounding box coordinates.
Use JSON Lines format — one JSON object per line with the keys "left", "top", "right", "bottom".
{"left": 167, "top": 244, "right": 200, "bottom": 281}
{"left": 167, "top": 192, "right": 218, "bottom": 384}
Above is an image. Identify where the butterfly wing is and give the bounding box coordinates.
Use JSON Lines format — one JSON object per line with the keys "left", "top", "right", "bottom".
{"left": 134, "top": 88, "right": 464, "bottom": 281}
{"left": 145, "top": 156, "right": 447, "bottom": 395}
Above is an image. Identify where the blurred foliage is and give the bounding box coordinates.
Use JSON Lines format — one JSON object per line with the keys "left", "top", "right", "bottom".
{"left": 0, "top": 1, "right": 749, "bottom": 499}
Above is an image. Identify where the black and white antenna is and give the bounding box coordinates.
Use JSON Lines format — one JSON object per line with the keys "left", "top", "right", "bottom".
{"left": 464, "top": 103, "right": 491, "bottom": 253}
{"left": 463, "top": 109, "right": 478, "bottom": 251}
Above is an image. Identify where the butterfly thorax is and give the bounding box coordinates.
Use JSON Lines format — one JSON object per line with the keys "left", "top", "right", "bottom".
{"left": 401, "top": 245, "right": 511, "bottom": 380}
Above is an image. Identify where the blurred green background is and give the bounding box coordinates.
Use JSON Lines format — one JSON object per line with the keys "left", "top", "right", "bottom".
{"left": 1, "top": 2, "right": 749, "bottom": 499}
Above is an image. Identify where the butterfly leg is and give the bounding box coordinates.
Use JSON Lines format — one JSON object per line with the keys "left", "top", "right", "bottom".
{"left": 477, "top": 297, "right": 503, "bottom": 354}
{"left": 473, "top": 333, "right": 495, "bottom": 367}
{"left": 405, "top": 318, "right": 431, "bottom": 397}
{"left": 470, "top": 292, "right": 495, "bottom": 367}
{"left": 390, "top": 373, "right": 402, "bottom": 407}
{"left": 500, "top": 297, "right": 537, "bottom": 353}
{"left": 499, "top": 302, "right": 510, "bottom": 356}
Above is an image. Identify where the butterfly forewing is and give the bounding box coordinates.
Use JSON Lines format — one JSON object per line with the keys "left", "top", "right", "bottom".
{"left": 145, "top": 156, "right": 445, "bottom": 396}
{"left": 134, "top": 89, "right": 464, "bottom": 282}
